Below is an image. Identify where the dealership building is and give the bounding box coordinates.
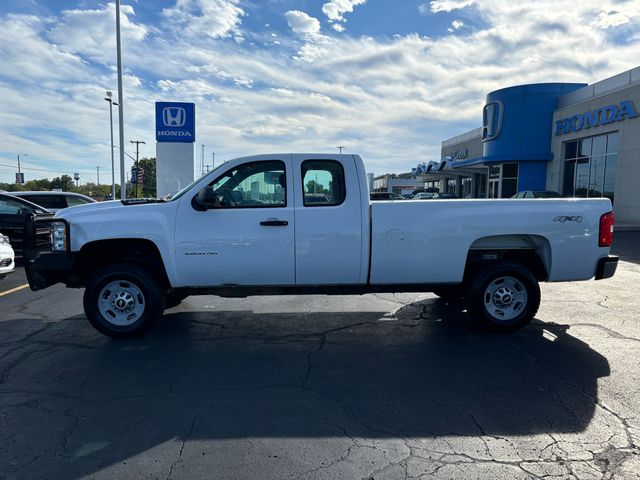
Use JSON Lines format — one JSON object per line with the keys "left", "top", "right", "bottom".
{"left": 421, "top": 66, "right": 640, "bottom": 226}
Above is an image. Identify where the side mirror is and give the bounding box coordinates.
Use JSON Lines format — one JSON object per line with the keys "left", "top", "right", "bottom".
{"left": 192, "top": 187, "right": 216, "bottom": 211}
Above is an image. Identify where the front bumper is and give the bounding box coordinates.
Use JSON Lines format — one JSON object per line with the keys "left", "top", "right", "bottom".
{"left": 595, "top": 255, "right": 619, "bottom": 280}
{"left": 23, "top": 215, "right": 75, "bottom": 291}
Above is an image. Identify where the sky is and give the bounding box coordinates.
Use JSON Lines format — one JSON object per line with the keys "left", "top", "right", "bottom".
{"left": 0, "top": 0, "right": 639, "bottom": 185}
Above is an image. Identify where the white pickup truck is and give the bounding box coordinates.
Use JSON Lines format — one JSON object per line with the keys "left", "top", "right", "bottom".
{"left": 24, "top": 154, "right": 618, "bottom": 338}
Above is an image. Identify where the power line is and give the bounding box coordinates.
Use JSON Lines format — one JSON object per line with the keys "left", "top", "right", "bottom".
{"left": 0, "top": 163, "right": 113, "bottom": 175}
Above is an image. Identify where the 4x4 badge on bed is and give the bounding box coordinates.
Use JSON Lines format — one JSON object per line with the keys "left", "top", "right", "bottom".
{"left": 553, "top": 216, "right": 583, "bottom": 223}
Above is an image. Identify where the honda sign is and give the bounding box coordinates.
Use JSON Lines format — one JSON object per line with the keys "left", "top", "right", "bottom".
{"left": 155, "top": 102, "right": 195, "bottom": 143}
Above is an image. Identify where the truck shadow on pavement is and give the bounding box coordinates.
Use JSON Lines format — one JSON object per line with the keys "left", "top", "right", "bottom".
{"left": 1, "top": 297, "right": 610, "bottom": 479}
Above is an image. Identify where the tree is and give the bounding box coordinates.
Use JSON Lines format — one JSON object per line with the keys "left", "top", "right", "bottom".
{"left": 50, "top": 175, "right": 75, "bottom": 191}
{"left": 137, "top": 157, "right": 156, "bottom": 198}
{"left": 305, "top": 180, "right": 324, "bottom": 194}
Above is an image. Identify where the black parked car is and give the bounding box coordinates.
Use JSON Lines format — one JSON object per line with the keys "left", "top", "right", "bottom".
{"left": 370, "top": 192, "right": 405, "bottom": 201}
{"left": 0, "top": 193, "right": 53, "bottom": 258}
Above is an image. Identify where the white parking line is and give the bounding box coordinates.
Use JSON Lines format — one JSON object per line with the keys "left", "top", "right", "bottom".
{"left": 0, "top": 284, "right": 29, "bottom": 297}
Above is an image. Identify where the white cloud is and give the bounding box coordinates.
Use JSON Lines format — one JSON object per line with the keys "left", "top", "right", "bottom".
{"left": 322, "top": 0, "right": 366, "bottom": 28}
{"left": 429, "top": 0, "right": 476, "bottom": 13}
{"left": 592, "top": 4, "right": 640, "bottom": 29}
{"left": 161, "top": 0, "right": 244, "bottom": 39}
{"left": 47, "top": 3, "right": 147, "bottom": 61}
{"left": 448, "top": 20, "right": 464, "bottom": 32}
{"left": 285, "top": 10, "right": 321, "bottom": 36}
{"left": 332, "top": 23, "right": 345, "bottom": 33}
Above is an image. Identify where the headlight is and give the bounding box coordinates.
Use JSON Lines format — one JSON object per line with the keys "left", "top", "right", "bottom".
{"left": 50, "top": 222, "right": 67, "bottom": 251}
{"left": 0, "top": 234, "right": 9, "bottom": 245}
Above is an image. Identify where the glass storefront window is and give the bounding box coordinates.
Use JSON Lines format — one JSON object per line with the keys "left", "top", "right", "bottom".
{"left": 476, "top": 173, "right": 487, "bottom": 198}
{"left": 501, "top": 163, "right": 519, "bottom": 198}
{"left": 604, "top": 154, "right": 617, "bottom": 202}
{"left": 461, "top": 177, "right": 472, "bottom": 198}
{"left": 578, "top": 138, "right": 591, "bottom": 157}
{"left": 563, "top": 160, "right": 576, "bottom": 197}
{"left": 562, "top": 132, "right": 618, "bottom": 202}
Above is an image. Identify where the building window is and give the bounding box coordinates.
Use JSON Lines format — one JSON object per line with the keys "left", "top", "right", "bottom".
{"left": 501, "top": 163, "right": 519, "bottom": 198}
{"left": 461, "top": 177, "right": 472, "bottom": 198}
{"left": 563, "top": 132, "right": 618, "bottom": 203}
{"left": 446, "top": 178, "right": 456, "bottom": 193}
{"left": 475, "top": 173, "right": 487, "bottom": 198}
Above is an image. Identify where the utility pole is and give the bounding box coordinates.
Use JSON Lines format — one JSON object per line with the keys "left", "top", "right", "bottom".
{"left": 212, "top": 152, "right": 215, "bottom": 170}
{"left": 97, "top": 166, "right": 100, "bottom": 186}
{"left": 337, "top": 146, "right": 345, "bottom": 154}
{"left": 130, "top": 140, "right": 146, "bottom": 197}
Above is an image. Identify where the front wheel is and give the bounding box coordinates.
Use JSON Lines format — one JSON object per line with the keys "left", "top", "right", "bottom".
{"left": 83, "top": 263, "right": 165, "bottom": 338}
{"left": 466, "top": 262, "right": 540, "bottom": 332}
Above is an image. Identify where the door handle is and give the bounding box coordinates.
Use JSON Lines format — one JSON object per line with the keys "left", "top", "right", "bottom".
{"left": 260, "top": 220, "right": 288, "bottom": 226}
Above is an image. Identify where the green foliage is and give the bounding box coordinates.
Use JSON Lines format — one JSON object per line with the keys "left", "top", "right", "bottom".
{"left": 136, "top": 157, "right": 156, "bottom": 198}
{"left": 305, "top": 179, "right": 324, "bottom": 194}
{"left": 50, "top": 175, "right": 75, "bottom": 191}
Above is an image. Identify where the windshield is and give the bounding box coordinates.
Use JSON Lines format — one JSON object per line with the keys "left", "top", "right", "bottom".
{"left": 169, "top": 165, "right": 225, "bottom": 202}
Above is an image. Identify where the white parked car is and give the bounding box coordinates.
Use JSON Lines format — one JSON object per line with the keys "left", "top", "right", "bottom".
{"left": 0, "top": 233, "right": 15, "bottom": 278}
{"left": 24, "top": 153, "right": 618, "bottom": 338}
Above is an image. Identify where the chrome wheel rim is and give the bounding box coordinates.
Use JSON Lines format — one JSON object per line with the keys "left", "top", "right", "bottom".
{"left": 98, "top": 280, "right": 145, "bottom": 326}
{"left": 483, "top": 276, "right": 527, "bottom": 321}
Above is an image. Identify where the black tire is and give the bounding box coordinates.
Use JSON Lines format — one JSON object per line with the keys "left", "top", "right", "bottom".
{"left": 165, "top": 291, "right": 189, "bottom": 309}
{"left": 83, "top": 263, "right": 165, "bottom": 338}
{"left": 465, "top": 262, "right": 540, "bottom": 332}
{"left": 432, "top": 286, "right": 465, "bottom": 303}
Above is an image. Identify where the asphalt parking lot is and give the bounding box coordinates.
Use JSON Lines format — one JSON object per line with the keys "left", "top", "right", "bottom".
{"left": 1, "top": 232, "right": 639, "bottom": 480}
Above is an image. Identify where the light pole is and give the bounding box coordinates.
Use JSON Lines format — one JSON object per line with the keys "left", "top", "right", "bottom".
{"left": 115, "top": 0, "right": 126, "bottom": 199}
{"left": 337, "top": 146, "right": 345, "bottom": 154}
{"left": 16, "top": 153, "right": 27, "bottom": 184}
{"left": 104, "top": 91, "right": 119, "bottom": 199}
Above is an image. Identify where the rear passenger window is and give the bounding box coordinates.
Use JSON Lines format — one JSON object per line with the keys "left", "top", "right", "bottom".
{"left": 66, "top": 196, "right": 92, "bottom": 207}
{"left": 21, "top": 195, "right": 66, "bottom": 210}
{"left": 301, "top": 160, "right": 346, "bottom": 207}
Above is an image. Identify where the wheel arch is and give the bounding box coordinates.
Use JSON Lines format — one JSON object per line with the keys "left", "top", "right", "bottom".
{"left": 465, "top": 234, "right": 552, "bottom": 282}
{"left": 73, "top": 238, "right": 171, "bottom": 289}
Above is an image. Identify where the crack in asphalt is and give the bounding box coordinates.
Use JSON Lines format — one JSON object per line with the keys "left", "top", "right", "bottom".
{"left": 165, "top": 408, "right": 202, "bottom": 480}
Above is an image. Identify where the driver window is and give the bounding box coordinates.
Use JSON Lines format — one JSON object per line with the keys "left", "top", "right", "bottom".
{"left": 209, "top": 160, "right": 286, "bottom": 208}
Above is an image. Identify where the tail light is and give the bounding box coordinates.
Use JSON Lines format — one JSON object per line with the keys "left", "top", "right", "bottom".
{"left": 599, "top": 212, "right": 614, "bottom": 247}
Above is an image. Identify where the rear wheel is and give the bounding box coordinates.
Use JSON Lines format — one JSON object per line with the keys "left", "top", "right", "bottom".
{"left": 466, "top": 262, "right": 540, "bottom": 332}
{"left": 83, "top": 263, "right": 164, "bottom": 338}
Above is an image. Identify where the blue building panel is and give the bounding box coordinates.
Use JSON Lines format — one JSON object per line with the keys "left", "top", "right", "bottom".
{"left": 483, "top": 83, "right": 586, "bottom": 162}
{"left": 516, "top": 161, "right": 548, "bottom": 192}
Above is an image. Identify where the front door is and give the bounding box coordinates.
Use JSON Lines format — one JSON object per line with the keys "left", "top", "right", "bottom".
{"left": 174, "top": 157, "right": 295, "bottom": 287}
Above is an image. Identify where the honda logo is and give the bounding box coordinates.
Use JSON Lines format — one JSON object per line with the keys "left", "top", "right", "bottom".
{"left": 482, "top": 100, "right": 504, "bottom": 142}
{"left": 162, "top": 107, "right": 186, "bottom": 127}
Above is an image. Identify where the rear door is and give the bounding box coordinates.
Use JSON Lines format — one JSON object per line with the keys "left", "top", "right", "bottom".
{"left": 293, "top": 155, "right": 364, "bottom": 284}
